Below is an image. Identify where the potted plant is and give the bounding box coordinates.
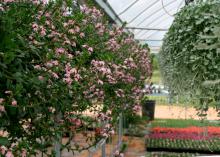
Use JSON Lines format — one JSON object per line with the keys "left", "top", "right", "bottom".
{"left": 141, "top": 95, "right": 156, "bottom": 121}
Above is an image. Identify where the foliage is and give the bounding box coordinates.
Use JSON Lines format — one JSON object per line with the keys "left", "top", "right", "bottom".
{"left": 146, "top": 138, "right": 220, "bottom": 152}
{"left": 146, "top": 152, "right": 198, "bottom": 157}
{"left": 159, "top": 0, "right": 220, "bottom": 108}
{"left": 151, "top": 70, "right": 161, "bottom": 84}
{"left": 152, "top": 119, "right": 220, "bottom": 128}
{"left": 150, "top": 53, "right": 159, "bottom": 71}
{"left": 0, "top": 0, "right": 151, "bottom": 156}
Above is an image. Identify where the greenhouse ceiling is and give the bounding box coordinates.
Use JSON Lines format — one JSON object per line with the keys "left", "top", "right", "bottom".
{"left": 94, "top": 0, "right": 186, "bottom": 53}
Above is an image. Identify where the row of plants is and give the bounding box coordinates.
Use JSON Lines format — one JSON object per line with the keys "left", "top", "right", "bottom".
{"left": 149, "top": 131, "right": 220, "bottom": 141}
{"left": 0, "top": 0, "right": 151, "bottom": 156}
{"left": 151, "top": 119, "right": 220, "bottom": 128}
{"left": 152, "top": 126, "right": 220, "bottom": 135}
{"left": 146, "top": 152, "right": 198, "bottom": 157}
{"left": 147, "top": 119, "right": 220, "bottom": 153}
{"left": 146, "top": 138, "right": 220, "bottom": 152}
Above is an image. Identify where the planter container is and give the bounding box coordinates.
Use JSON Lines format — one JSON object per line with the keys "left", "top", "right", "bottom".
{"left": 142, "top": 100, "right": 155, "bottom": 121}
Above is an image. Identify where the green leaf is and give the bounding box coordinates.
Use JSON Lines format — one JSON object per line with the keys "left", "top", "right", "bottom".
{"left": 0, "top": 137, "right": 10, "bottom": 146}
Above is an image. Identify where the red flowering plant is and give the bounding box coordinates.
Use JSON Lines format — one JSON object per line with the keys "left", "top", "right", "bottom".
{"left": 152, "top": 126, "right": 220, "bottom": 134}
{"left": 148, "top": 126, "right": 220, "bottom": 142}
{"left": 0, "top": 0, "right": 151, "bottom": 156}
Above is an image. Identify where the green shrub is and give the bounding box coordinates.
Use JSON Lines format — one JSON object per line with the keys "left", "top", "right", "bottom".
{"left": 159, "top": 0, "right": 220, "bottom": 110}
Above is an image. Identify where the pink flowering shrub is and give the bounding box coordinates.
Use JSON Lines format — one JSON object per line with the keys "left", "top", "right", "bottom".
{"left": 0, "top": 0, "right": 151, "bottom": 156}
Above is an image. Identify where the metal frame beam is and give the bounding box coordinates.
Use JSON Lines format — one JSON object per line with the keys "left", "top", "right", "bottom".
{"left": 136, "top": 0, "right": 176, "bottom": 26}
{"left": 137, "top": 39, "right": 163, "bottom": 41}
{"left": 128, "top": 0, "right": 160, "bottom": 23}
{"left": 126, "top": 27, "right": 168, "bottom": 31}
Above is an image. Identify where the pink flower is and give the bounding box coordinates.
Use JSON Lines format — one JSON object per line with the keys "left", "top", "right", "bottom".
{"left": 97, "top": 80, "right": 103, "bottom": 85}
{"left": 0, "top": 98, "right": 4, "bottom": 104}
{"left": 48, "top": 107, "right": 55, "bottom": 113}
{"left": 51, "top": 72, "right": 59, "bottom": 79}
{"left": 114, "top": 150, "right": 120, "bottom": 156}
{"left": 5, "top": 150, "right": 14, "bottom": 157}
{"left": 88, "top": 47, "right": 93, "bottom": 52}
{"left": 38, "top": 76, "right": 44, "bottom": 81}
{"left": 0, "top": 7, "right": 4, "bottom": 11}
{"left": 0, "top": 146, "right": 6, "bottom": 155}
{"left": 109, "top": 129, "right": 115, "bottom": 135}
{"left": 63, "top": 40, "right": 71, "bottom": 45}
{"left": 82, "top": 45, "right": 87, "bottom": 48}
{"left": 68, "top": 29, "right": 75, "bottom": 34}
{"left": 68, "top": 20, "right": 75, "bottom": 25}
{"left": 115, "top": 89, "right": 125, "bottom": 97}
{"left": 68, "top": 54, "right": 73, "bottom": 59}
{"left": 133, "top": 105, "right": 141, "bottom": 112}
{"left": 45, "top": 12, "right": 50, "bottom": 17}
{"left": 102, "top": 133, "right": 108, "bottom": 137}
{"left": 63, "top": 22, "right": 68, "bottom": 27}
{"left": 63, "top": 78, "right": 73, "bottom": 85}
{"left": 32, "top": 23, "right": 38, "bottom": 32}
{"left": 79, "top": 32, "right": 85, "bottom": 38}
{"left": 45, "top": 62, "right": 53, "bottom": 68}
{"left": 75, "top": 119, "right": 81, "bottom": 127}
{"left": 71, "top": 42, "right": 76, "bottom": 47}
{"left": 11, "top": 100, "right": 17, "bottom": 106}
{"left": 0, "top": 105, "right": 5, "bottom": 112}
{"left": 75, "top": 26, "right": 80, "bottom": 33}
{"left": 40, "top": 29, "right": 46, "bottom": 36}
{"left": 56, "top": 48, "right": 65, "bottom": 54}
{"left": 51, "top": 60, "right": 59, "bottom": 66}
{"left": 5, "top": 91, "right": 12, "bottom": 94}
{"left": 21, "top": 149, "right": 27, "bottom": 157}
{"left": 32, "top": 0, "right": 40, "bottom": 5}
{"left": 119, "top": 153, "right": 124, "bottom": 157}
{"left": 34, "top": 65, "right": 41, "bottom": 70}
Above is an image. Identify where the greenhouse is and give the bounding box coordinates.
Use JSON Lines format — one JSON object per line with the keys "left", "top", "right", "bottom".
{"left": 0, "top": 0, "right": 220, "bottom": 157}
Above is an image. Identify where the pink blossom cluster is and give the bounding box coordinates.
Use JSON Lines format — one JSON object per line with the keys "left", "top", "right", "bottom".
{"left": 63, "top": 63, "right": 81, "bottom": 86}
{"left": 106, "top": 38, "right": 121, "bottom": 51}
{"left": 0, "top": 0, "right": 152, "bottom": 155}
{"left": 91, "top": 60, "right": 111, "bottom": 76}
{"left": 83, "top": 85, "right": 104, "bottom": 100}
{"left": 95, "top": 123, "right": 114, "bottom": 138}
{"left": 123, "top": 58, "right": 137, "bottom": 69}
{"left": 0, "top": 91, "right": 18, "bottom": 108}
{"left": 0, "top": 146, "right": 26, "bottom": 157}
{"left": 95, "top": 23, "right": 106, "bottom": 35}
{"left": 80, "top": 5, "right": 103, "bottom": 20}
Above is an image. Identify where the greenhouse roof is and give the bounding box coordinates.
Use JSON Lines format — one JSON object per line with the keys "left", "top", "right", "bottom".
{"left": 94, "top": 0, "right": 186, "bottom": 53}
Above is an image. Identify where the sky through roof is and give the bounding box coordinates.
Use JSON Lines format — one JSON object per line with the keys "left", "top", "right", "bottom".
{"left": 106, "top": 0, "right": 185, "bottom": 52}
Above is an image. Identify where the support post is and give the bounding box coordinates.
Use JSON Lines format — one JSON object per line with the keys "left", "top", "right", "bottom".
{"left": 54, "top": 112, "right": 62, "bottom": 157}
{"left": 101, "top": 140, "right": 106, "bottom": 157}
{"left": 118, "top": 113, "right": 123, "bottom": 145}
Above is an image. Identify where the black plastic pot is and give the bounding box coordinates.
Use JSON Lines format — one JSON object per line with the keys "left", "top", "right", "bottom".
{"left": 142, "top": 100, "right": 155, "bottom": 121}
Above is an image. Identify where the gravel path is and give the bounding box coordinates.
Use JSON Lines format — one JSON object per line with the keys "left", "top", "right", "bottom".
{"left": 155, "top": 105, "right": 218, "bottom": 120}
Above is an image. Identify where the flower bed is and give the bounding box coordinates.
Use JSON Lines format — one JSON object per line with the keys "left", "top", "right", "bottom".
{"left": 146, "top": 138, "right": 220, "bottom": 153}
{"left": 146, "top": 152, "right": 198, "bottom": 157}
{"left": 152, "top": 126, "right": 220, "bottom": 134}
{"left": 146, "top": 126, "right": 220, "bottom": 153}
